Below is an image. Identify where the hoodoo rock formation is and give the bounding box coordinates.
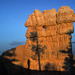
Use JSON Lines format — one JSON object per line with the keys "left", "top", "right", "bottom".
{"left": 1, "top": 6, "right": 75, "bottom": 74}
{"left": 24, "top": 6, "right": 75, "bottom": 71}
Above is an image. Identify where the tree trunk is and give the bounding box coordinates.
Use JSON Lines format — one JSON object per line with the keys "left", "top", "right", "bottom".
{"left": 36, "top": 32, "right": 41, "bottom": 71}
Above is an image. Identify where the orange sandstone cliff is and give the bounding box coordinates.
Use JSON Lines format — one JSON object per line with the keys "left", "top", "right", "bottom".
{"left": 1, "top": 6, "right": 75, "bottom": 73}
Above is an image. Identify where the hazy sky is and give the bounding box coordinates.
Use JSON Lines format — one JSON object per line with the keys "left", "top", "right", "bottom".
{"left": 0, "top": 0, "right": 75, "bottom": 55}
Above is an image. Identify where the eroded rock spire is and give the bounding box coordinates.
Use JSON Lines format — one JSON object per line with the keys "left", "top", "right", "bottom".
{"left": 2, "top": 6, "right": 75, "bottom": 72}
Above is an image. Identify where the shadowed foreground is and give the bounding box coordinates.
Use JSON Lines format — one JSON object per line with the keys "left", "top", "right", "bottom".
{"left": 0, "top": 54, "right": 75, "bottom": 75}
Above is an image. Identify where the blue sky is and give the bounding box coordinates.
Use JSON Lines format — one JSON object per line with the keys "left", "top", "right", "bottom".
{"left": 0, "top": 0, "right": 75, "bottom": 55}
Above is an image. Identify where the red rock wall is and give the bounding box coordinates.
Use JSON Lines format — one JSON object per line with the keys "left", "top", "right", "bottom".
{"left": 24, "top": 6, "right": 75, "bottom": 71}
{"left": 2, "top": 6, "right": 75, "bottom": 72}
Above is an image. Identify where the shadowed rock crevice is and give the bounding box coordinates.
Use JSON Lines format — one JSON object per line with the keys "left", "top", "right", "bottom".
{"left": 44, "top": 63, "right": 57, "bottom": 71}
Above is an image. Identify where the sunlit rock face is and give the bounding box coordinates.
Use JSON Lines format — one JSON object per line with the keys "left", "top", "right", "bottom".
{"left": 2, "top": 6, "right": 75, "bottom": 72}
{"left": 24, "top": 6, "right": 75, "bottom": 71}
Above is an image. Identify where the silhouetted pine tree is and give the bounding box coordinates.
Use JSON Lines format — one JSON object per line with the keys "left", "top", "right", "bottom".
{"left": 30, "top": 31, "right": 47, "bottom": 71}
